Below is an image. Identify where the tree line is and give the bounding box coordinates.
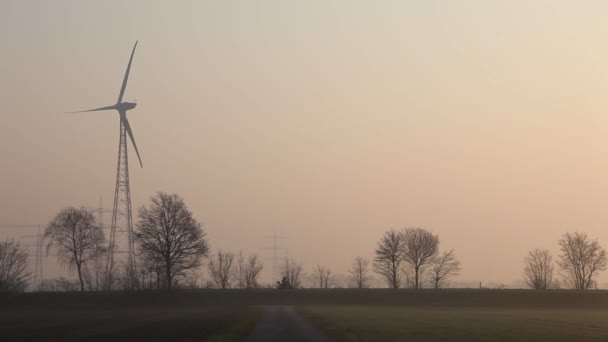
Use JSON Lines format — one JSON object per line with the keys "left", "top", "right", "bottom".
{"left": 1, "top": 192, "right": 607, "bottom": 291}
{"left": 1, "top": 192, "right": 208, "bottom": 292}
{"left": 373, "top": 228, "right": 460, "bottom": 289}
{"left": 523, "top": 232, "right": 607, "bottom": 290}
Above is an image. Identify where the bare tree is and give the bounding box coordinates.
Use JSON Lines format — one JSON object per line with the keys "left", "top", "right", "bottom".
{"left": 281, "top": 258, "right": 304, "bottom": 289}
{"left": 374, "top": 230, "right": 405, "bottom": 288}
{"left": 522, "top": 248, "right": 553, "bottom": 290}
{"left": 234, "top": 251, "right": 246, "bottom": 289}
{"left": 0, "top": 239, "right": 31, "bottom": 291}
{"left": 135, "top": 192, "right": 209, "bottom": 290}
{"left": 558, "top": 232, "right": 607, "bottom": 290}
{"left": 313, "top": 264, "right": 334, "bottom": 288}
{"left": 208, "top": 250, "right": 235, "bottom": 289}
{"left": 402, "top": 227, "right": 439, "bottom": 289}
{"left": 428, "top": 249, "right": 461, "bottom": 289}
{"left": 242, "top": 254, "right": 264, "bottom": 288}
{"left": 45, "top": 207, "right": 104, "bottom": 291}
{"left": 233, "top": 251, "right": 263, "bottom": 289}
{"left": 348, "top": 256, "right": 371, "bottom": 289}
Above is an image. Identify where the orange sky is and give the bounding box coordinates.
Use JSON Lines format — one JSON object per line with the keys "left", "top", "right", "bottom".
{"left": 2, "top": 0, "right": 608, "bottom": 287}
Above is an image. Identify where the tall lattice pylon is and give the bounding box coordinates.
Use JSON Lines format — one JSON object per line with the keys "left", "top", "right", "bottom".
{"left": 106, "top": 120, "right": 136, "bottom": 289}
{"left": 70, "top": 41, "right": 142, "bottom": 290}
{"left": 264, "top": 233, "right": 287, "bottom": 282}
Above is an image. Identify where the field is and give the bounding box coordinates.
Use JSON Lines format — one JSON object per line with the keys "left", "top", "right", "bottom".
{"left": 0, "top": 292, "right": 263, "bottom": 342}
{"left": 295, "top": 289, "right": 608, "bottom": 341}
{"left": 0, "top": 307, "right": 260, "bottom": 342}
{"left": 3, "top": 289, "right": 608, "bottom": 341}
{"left": 299, "top": 306, "right": 608, "bottom": 341}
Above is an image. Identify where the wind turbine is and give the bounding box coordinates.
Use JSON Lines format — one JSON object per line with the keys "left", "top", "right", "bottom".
{"left": 73, "top": 41, "right": 141, "bottom": 289}
{"left": 75, "top": 41, "right": 142, "bottom": 167}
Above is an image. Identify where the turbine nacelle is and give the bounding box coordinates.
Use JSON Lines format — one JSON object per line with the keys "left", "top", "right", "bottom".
{"left": 116, "top": 102, "right": 136, "bottom": 111}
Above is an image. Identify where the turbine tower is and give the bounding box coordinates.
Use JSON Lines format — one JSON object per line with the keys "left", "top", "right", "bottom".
{"left": 73, "top": 41, "right": 142, "bottom": 289}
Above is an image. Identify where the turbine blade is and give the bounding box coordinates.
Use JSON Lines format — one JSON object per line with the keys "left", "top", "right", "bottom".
{"left": 121, "top": 114, "right": 143, "bottom": 168}
{"left": 117, "top": 41, "right": 138, "bottom": 104}
{"left": 68, "top": 105, "right": 116, "bottom": 113}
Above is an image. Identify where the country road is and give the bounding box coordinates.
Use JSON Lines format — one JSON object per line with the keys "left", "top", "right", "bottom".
{"left": 246, "top": 306, "right": 332, "bottom": 342}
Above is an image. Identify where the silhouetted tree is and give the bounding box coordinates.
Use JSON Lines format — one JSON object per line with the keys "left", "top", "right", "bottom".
{"left": 208, "top": 250, "right": 235, "bottom": 289}
{"left": 235, "top": 253, "right": 263, "bottom": 289}
{"left": 135, "top": 192, "right": 209, "bottom": 290}
{"left": 402, "top": 227, "right": 439, "bottom": 289}
{"left": 281, "top": 258, "right": 303, "bottom": 289}
{"left": 45, "top": 207, "right": 104, "bottom": 291}
{"left": 558, "top": 232, "right": 607, "bottom": 290}
{"left": 0, "top": 239, "right": 31, "bottom": 291}
{"left": 374, "top": 230, "right": 405, "bottom": 288}
{"left": 523, "top": 248, "right": 554, "bottom": 290}
{"left": 428, "top": 249, "right": 461, "bottom": 289}
{"left": 313, "top": 264, "right": 334, "bottom": 288}
{"left": 348, "top": 256, "right": 371, "bottom": 289}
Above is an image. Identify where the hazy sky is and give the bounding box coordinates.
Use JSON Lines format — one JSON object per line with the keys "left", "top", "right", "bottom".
{"left": 3, "top": 0, "right": 608, "bottom": 286}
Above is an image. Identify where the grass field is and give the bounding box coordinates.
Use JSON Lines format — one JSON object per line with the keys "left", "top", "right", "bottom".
{"left": 0, "top": 305, "right": 261, "bottom": 342}
{"left": 3, "top": 289, "right": 608, "bottom": 341}
{"left": 293, "top": 289, "right": 608, "bottom": 341}
{"left": 299, "top": 306, "right": 608, "bottom": 341}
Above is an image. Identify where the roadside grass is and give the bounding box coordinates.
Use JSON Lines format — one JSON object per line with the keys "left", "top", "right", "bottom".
{"left": 207, "top": 306, "right": 263, "bottom": 342}
{"left": 299, "top": 306, "right": 608, "bottom": 342}
{"left": 0, "top": 307, "right": 261, "bottom": 342}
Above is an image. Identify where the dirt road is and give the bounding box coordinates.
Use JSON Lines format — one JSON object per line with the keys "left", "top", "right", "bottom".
{"left": 246, "top": 306, "right": 331, "bottom": 342}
